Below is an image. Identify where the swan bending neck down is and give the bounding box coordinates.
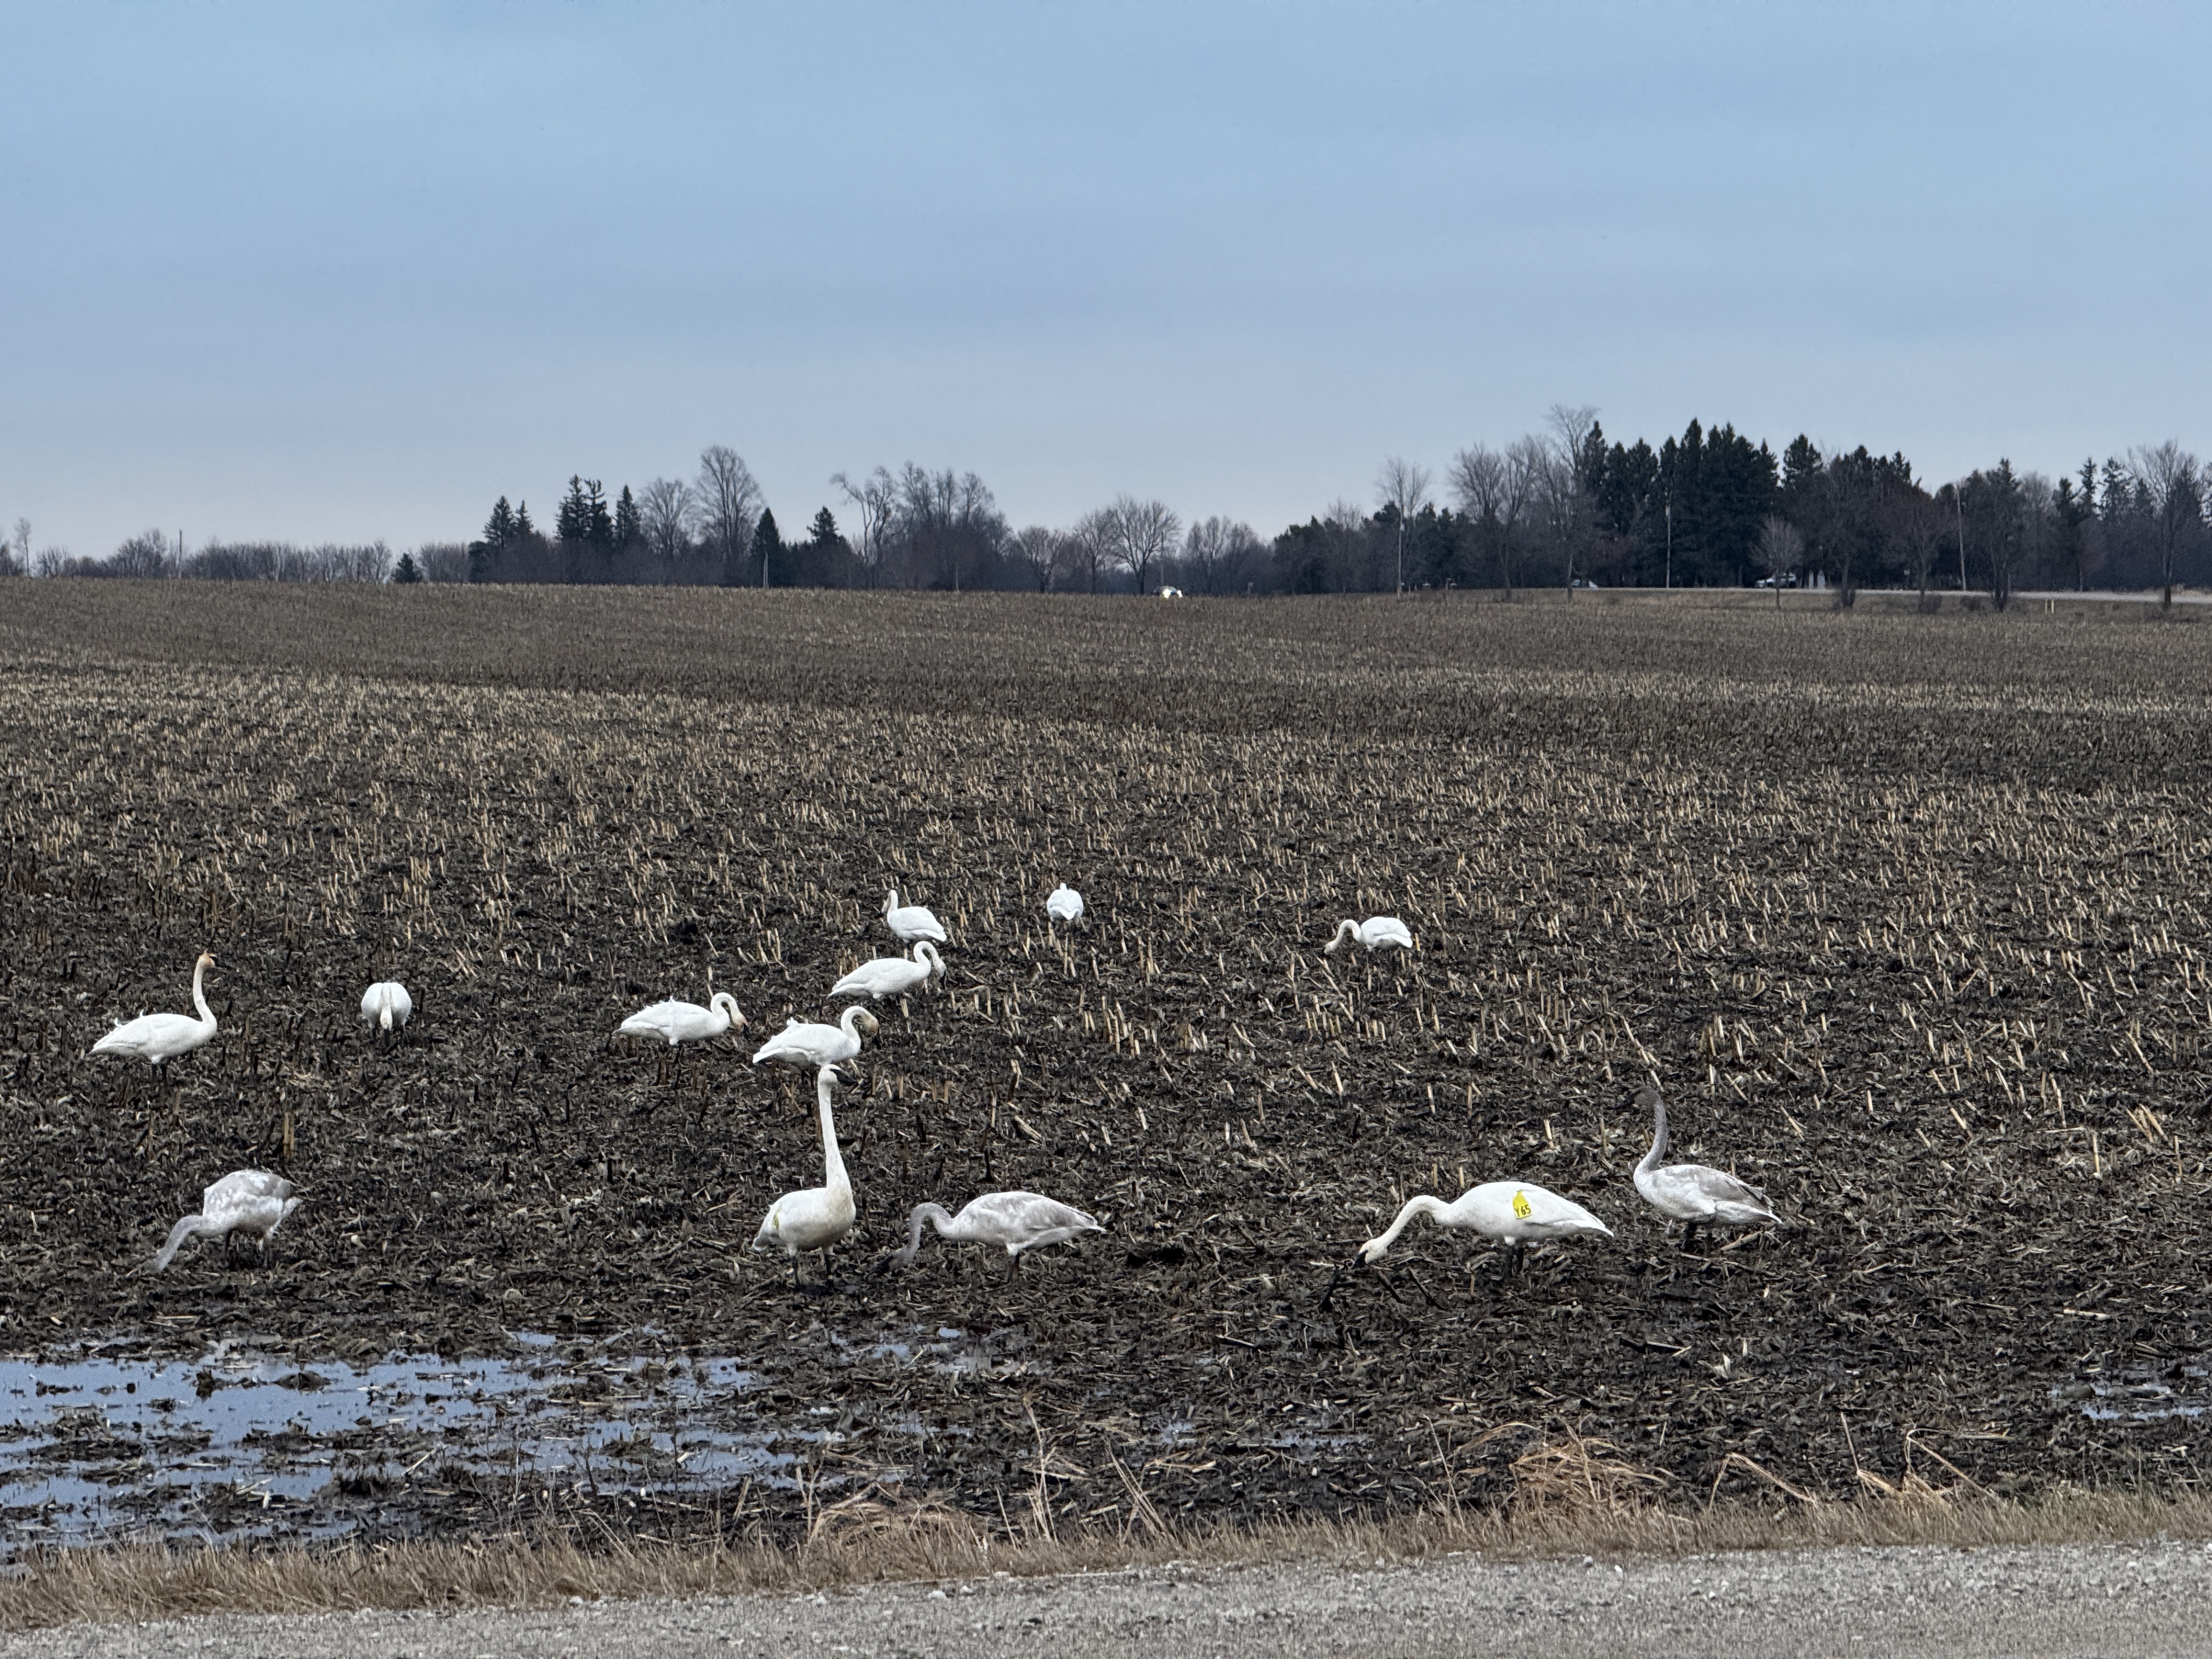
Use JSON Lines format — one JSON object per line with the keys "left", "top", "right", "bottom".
{"left": 92, "top": 951, "right": 219, "bottom": 1066}
{"left": 362, "top": 980, "right": 414, "bottom": 1033}
{"left": 751, "top": 1004, "right": 878, "bottom": 1070}
{"left": 1631, "top": 1084, "right": 1778, "bottom": 1248}
{"left": 146, "top": 1170, "right": 301, "bottom": 1272}
{"left": 1325, "top": 917, "right": 1414, "bottom": 955}
{"left": 1353, "top": 1181, "right": 1611, "bottom": 1279}
{"left": 888, "top": 1190, "right": 1102, "bottom": 1272}
{"left": 752, "top": 1066, "right": 856, "bottom": 1284}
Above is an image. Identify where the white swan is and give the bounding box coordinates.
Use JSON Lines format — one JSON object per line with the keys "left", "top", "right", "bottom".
{"left": 359, "top": 980, "right": 414, "bottom": 1033}
{"left": 753, "top": 1065, "right": 855, "bottom": 1283}
{"left": 888, "top": 1190, "right": 1102, "bottom": 1272}
{"left": 1045, "top": 884, "right": 1085, "bottom": 926}
{"left": 752, "top": 1005, "right": 878, "bottom": 1070}
{"left": 1632, "top": 1084, "right": 1778, "bottom": 1247}
{"left": 146, "top": 1170, "right": 302, "bottom": 1271}
{"left": 830, "top": 942, "right": 944, "bottom": 1001}
{"left": 1356, "top": 1181, "right": 1610, "bottom": 1277}
{"left": 883, "top": 888, "right": 948, "bottom": 944}
{"left": 91, "top": 951, "right": 219, "bottom": 1068}
{"left": 620, "top": 990, "right": 746, "bottom": 1047}
{"left": 1325, "top": 917, "right": 1414, "bottom": 954}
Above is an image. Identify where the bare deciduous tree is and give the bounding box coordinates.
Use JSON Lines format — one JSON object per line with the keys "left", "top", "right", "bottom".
{"left": 2131, "top": 439, "right": 2203, "bottom": 608}
{"left": 831, "top": 466, "right": 897, "bottom": 585}
{"left": 1182, "top": 516, "right": 1264, "bottom": 595}
{"left": 1753, "top": 515, "right": 1804, "bottom": 608}
{"left": 1065, "top": 509, "right": 1114, "bottom": 594}
{"left": 1374, "top": 457, "right": 1432, "bottom": 594}
{"left": 1101, "top": 496, "right": 1181, "bottom": 594}
{"left": 638, "top": 478, "right": 696, "bottom": 570}
{"left": 1545, "top": 404, "right": 1600, "bottom": 592}
{"left": 696, "top": 445, "right": 763, "bottom": 585}
{"left": 1010, "top": 525, "right": 1061, "bottom": 592}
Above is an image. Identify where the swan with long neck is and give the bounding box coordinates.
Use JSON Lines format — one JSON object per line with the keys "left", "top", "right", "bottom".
{"left": 360, "top": 980, "right": 414, "bottom": 1033}
{"left": 752, "top": 1003, "right": 878, "bottom": 1070}
{"left": 1325, "top": 917, "right": 1414, "bottom": 954}
{"left": 829, "top": 942, "right": 944, "bottom": 1002}
{"left": 883, "top": 888, "right": 947, "bottom": 944}
{"left": 753, "top": 1065, "right": 856, "bottom": 1283}
{"left": 1632, "top": 1084, "right": 1778, "bottom": 1248}
{"left": 1351, "top": 1181, "right": 1611, "bottom": 1282}
{"left": 92, "top": 951, "right": 219, "bottom": 1067}
{"left": 145, "top": 1170, "right": 301, "bottom": 1272}
{"left": 620, "top": 990, "right": 745, "bottom": 1047}
{"left": 887, "top": 1190, "right": 1101, "bottom": 1273}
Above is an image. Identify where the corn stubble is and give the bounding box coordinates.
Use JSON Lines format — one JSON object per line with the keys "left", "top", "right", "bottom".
{"left": 2, "top": 585, "right": 2210, "bottom": 1583}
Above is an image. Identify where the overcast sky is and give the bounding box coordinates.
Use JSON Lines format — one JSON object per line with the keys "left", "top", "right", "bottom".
{"left": 4, "top": 2, "right": 2207, "bottom": 558}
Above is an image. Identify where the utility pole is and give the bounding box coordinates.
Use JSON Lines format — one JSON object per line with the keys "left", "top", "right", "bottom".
{"left": 1956, "top": 488, "right": 1968, "bottom": 592}
{"left": 1664, "top": 499, "right": 1672, "bottom": 590}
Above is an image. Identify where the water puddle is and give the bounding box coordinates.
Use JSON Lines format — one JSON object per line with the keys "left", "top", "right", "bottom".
{"left": 2060, "top": 1364, "right": 2212, "bottom": 1423}
{"left": 0, "top": 1325, "right": 1017, "bottom": 1551}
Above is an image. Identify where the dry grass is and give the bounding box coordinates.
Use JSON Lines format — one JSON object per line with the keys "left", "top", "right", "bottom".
{"left": 9, "top": 1458, "right": 2212, "bottom": 1633}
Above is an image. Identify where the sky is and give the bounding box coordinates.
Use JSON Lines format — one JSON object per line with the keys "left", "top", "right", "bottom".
{"left": 4, "top": 1, "right": 2209, "bottom": 560}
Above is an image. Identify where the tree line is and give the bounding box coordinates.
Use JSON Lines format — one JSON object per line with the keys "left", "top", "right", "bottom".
{"left": 9, "top": 419, "right": 2206, "bottom": 606}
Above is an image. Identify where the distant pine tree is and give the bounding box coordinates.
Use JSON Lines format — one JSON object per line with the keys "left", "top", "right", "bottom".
{"left": 483, "top": 496, "right": 517, "bottom": 548}
{"left": 557, "top": 476, "right": 592, "bottom": 543}
{"left": 751, "top": 507, "right": 782, "bottom": 588}
{"left": 807, "top": 506, "right": 840, "bottom": 547}
{"left": 614, "top": 485, "right": 641, "bottom": 549}
{"left": 393, "top": 551, "right": 422, "bottom": 584}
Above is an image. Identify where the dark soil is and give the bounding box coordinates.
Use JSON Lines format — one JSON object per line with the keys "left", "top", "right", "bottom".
{"left": 2, "top": 587, "right": 2210, "bottom": 1543}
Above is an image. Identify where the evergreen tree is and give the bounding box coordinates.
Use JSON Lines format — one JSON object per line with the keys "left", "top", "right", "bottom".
{"left": 807, "top": 506, "right": 840, "bottom": 547}
{"left": 393, "top": 551, "right": 422, "bottom": 583}
{"left": 557, "top": 476, "right": 592, "bottom": 543}
{"left": 483, "top": 496, "right": 517, "bottom": 548}
{"left": 614, "top": 485, "right": 641, "bottom": 549}
{"left": 751, "top": 507, "right": 782, "bottom": 587}
{"left": 514, "top": 501, "right": 535, "bottom": 539}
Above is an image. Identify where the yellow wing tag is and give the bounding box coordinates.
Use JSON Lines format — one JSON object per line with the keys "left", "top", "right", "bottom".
{"left": 1511, "top": 1190, "right": 1532, "bottom": 1219}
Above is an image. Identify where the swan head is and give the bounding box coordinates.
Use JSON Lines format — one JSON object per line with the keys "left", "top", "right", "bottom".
{"left": 1353, "top": 1235, "right": 1390, "bottom": 1267}
{"left": 855, "top": 1008, "right": 879, "bottom": 1035}
{"left": 1633, "top": 1082, "right": 1663, "bottom": 1114}
{"left": 196, "top": 951, "right": 217, "bottom": 970}
{"left": 712, "top": 992, "right": 747, "bottom": 1029}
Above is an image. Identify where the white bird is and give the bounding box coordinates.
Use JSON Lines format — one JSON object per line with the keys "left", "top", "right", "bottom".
{"left": 1045, "top": 884, "right": 1085, "bottom": 926}
{"left": 883, "top": 888, "right": 947, "bottom": 944}
{"left": 91, "top": 951, "right": 219, "bottom": 1068}
{"left": 1353, "top": 1181, "right": 1611, "bottom": 1279}
{"left": 145, "top": 1170, "right": 302, "bottom": 1272}
{"left": 830, "top": 942, "right": 944, "bottom": 1001}
{"left": 1632, "top": 1084, "right": 1779, "bottom": 1248}
{"left": 359, "top": 980, "right": 414, "bottom": 1034}
{"left": 752, "top": 1004, "right": 878, "bottom": 1070}
{"left": 1325, "top": 917, "right": 1414, "bottom": 954}
{"left": 753, "top": 1065, "right": 856, "bottom": 1283}
{"left": 887, "top": 1190, "right": 1102, "bottom": 1273}
{"left": 619, "top": 991, "right": 746, "bottom": 1047}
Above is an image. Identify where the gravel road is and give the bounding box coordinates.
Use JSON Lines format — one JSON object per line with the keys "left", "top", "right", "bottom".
{"left": 12, "top": 1539, "right": 2212, "bottom": 1658}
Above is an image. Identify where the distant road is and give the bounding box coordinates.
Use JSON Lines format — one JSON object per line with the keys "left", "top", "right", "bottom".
{"left": 14, "top": 1540, "right": 2212, "bottom": 1658}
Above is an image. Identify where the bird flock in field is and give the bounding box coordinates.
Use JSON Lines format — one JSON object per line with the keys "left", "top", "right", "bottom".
{"left": 91, "top": 881, "right": 1778, "bottom": 1290}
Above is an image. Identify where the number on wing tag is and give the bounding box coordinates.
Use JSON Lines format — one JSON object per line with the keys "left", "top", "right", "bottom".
{"left": 1511, "top": 1190, "right": 1532, "bottom": 1219}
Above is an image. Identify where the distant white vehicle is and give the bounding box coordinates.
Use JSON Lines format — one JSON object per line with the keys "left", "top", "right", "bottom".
{"left": 1754, "top": 574, "right": 1799, "bottom": 590}
{"left": 1159, "top": 586, "right": 1183, "bottom": 598}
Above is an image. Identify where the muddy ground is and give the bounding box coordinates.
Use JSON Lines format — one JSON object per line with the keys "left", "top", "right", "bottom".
{"left": 1, "top": 586, "right": 2209, "bottom": 1547}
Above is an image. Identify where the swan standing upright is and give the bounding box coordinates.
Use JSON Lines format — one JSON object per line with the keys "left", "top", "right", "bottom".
{"left": 883, "top": 889, "right": 947, "bottom": 944}
{"left": 1045, "top": 885, "right": 1085, "bottom": 926}
{"left": 360, "top": 980, "right": 414, "bottom": 1034}
{"left": 753, "top": 1065, "right": 856, "bottom": 1284}
{"left": 92, "top": 951, "right": 219, "bottom": 1070}
{"left": 1349, "top": 1180, "right": 1611, "bottom": 1284}
{"left": 1631, "top": 1083, "right": 1779, "bottom": 1248}
{"left": 752, "top": 1005, "right": 878, "bottom": 1070}
{"left": 829, "top": 943, "right": 944, "bottom": 1002}
{"left": 145, "top": 1170, "right": 302, "bottom": 1272}
{"left": 887, "top": 1190, "right": 1102, "bottom": 1276}
{"left": 1325, "top": 917, "right": 1414, "bottom": 954}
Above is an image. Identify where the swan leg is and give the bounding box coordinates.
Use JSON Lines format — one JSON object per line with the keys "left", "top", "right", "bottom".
{"left": 1681, "top": 1222, "right": 1701, "bottom": 1254}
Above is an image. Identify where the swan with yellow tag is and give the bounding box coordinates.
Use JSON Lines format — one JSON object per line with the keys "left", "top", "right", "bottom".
{"left": 1353, "top": 1180, "right": 1611, "bottom": 1279}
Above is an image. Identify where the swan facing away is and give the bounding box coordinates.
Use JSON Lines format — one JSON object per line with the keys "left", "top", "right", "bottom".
{"left": 146, "top": 1170, "right": 302, "bottom": 1272}
{"left": 1632, "top": 1084, "right": 1778, "bottom": 1248}
{"left": 1045, "top": 885, "right": 1085, "bottom": 926}
{"left": 1325, "top": 917, "right": 1414, "bottom": 954}
{"left": 620, "top": 991, "right": 746, "bottom": 1047}
{"left": 92, "top": 951, "right": 219, "bottom": 1068}
{"left": 1355, "top": 1181, "right": 1611, "bottom": 1278}
{"left": 884, "top": 888, "right": 948, "bottom": 945}
{"left": 753, "top": 1065, "right": 855, "bottom": 1284}
{"left": 887, "top": 1190, "right": 1102, "bottom": 1273}
{"left": 752, "top": 1005, "right": 878, "bottom": 1070}
{"left": 360, "top": 980, "right": 414, "bottom": 1033}
{"left": 830, "top": 942, "right": 944, "bottom": 1002}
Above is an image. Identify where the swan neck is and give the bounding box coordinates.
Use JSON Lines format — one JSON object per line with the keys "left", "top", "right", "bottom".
{"left": 190, "top": 957, "right": 215, "bottom": 1025}
{"left": 1639, "top": 1099, "right": 1668, "bottom": 1172}
{"left": 817, "top": 1078, "right": 848, "bottom": 1192}
{"left": 1374, "top": 1194, "right": 1444, "bottom": 1254}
